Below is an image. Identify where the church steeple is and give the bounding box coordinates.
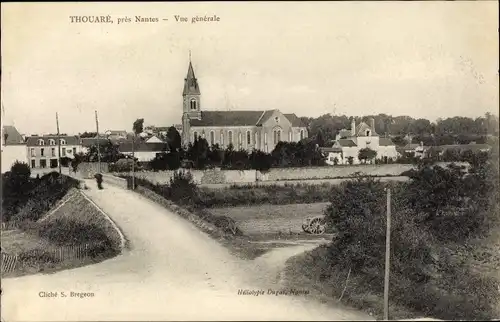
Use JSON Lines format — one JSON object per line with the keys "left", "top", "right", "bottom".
{"left": 183, "top": 55, "right": 200, "bottom": 96}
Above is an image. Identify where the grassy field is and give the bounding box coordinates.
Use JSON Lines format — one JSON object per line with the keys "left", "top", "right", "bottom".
{"left": 208, "top": 202, "right": 330, "bottom": 235}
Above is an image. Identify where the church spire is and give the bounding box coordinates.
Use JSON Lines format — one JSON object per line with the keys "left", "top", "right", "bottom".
{"left": 183, "top": 53, "right": 200, "bottom": 96}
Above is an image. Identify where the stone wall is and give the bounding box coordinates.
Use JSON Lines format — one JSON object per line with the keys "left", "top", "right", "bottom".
{"left": 261, "top": 164, "right": 415, "bottom": 181}
{"left": 111, "top": 164, "right": 415, "bottom": 185}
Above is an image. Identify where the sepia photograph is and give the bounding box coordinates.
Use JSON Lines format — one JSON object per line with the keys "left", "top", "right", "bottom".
{"left": 1, "top": 1, "right": 499, "bottom": 321}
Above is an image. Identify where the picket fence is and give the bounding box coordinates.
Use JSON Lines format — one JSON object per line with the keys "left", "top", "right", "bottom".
{"left": 1, "top": 241, "right": 106, "bottom": 275}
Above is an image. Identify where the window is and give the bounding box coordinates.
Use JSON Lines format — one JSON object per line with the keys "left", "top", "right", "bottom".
{"left": 255, "top": 132, "right": 258, "bottom": 147}
{"left": 73, "top": 147, "right": 77, "bottom": 154}
{"left": 40, "top": 148, "right": 45, "bottom": 157}
{"left": 60, "top": 139, "right": 66, "bottom": 145}
{"left": 366, "top": 130, "right": 371, "bottom": 136}
{"left": 288, "top": 131, "right": 292, "bottom": 142}
{"left": 300, "top": 130, "right": 304, "bottom": 140}
{"left": 246, "top": 131, "right": 251, "bottom": 145}
{"left": 264, "top": 133, "right": 268, "bottom": 144}
{"left": 273, "top": 129, "right": 281, "bottom": 144}
{"left": 274, "top": 116, "right": 279, "bottom": 123}
{"left": 201, "top": 131, "right": 205, "bottom": 139}
{"left": 49, "top": 139, "right": 55, "bottom": 146}
{"left": 38, "top": 139, "right": 44, "bottom": 146}
{"left": 40, "top": 159, "right": 46, "bottom": 168}
{"left": 228, "top": 131, "right": 233, "bottom": 145}
{"left": 62, "top": 148, "right": 66, "bottom": 156}
{"left": 238, "top": 132, "right": 242, "bottom": 148}
{"left": 190, "top": 99, "right": 197, "bottom": 110}
{"left": 220, "top": 131, "right": 224, "bottom": 147}
{"left": 31, "top": 160, "right": 36, "bottom": 168}
{"left": 210, "top": 131, "right": 215, "bottom": 146}
{"left": 51, "top": 148, "right": 56, "bottom": 157}
{"left": 30, "top": 148, "right": 35, "bottom": 157}
{"left": 193, "top": 131, "right": 198, "bottom": 141}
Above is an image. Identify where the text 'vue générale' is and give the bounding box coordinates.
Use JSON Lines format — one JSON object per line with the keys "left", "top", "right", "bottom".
{"left": 69, "top": 15, "right": 221, "bottom": 25}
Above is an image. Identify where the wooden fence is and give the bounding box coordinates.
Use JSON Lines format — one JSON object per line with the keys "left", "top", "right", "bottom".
{"left": 1, "top": 241, "right": 106, "bottom": 275}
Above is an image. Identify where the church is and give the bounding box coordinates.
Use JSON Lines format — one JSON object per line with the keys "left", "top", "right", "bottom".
{"left": 180, "top": 58, "right": 309, "bottom": 153}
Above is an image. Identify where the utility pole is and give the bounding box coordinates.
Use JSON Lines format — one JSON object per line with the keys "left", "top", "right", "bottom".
{"left": 95, "top": 111, "right": 101, "bottom": 173}
{"left": 384, "top": 187, "right": 392, "bottom": 321}
{"left": 56, "top": 112, "right": 62, "bottom": 175}
{"left": 131, "top": 133, "right": 135, "bottom": 190}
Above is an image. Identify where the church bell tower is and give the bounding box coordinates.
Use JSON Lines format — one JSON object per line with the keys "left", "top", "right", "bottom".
{"left": 181, "top": 53, "right": 201, "bottom": 146}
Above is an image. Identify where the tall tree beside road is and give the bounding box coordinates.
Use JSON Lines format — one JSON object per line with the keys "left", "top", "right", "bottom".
{"left": 131, "top": 118, "right": 144, "bottom": 189}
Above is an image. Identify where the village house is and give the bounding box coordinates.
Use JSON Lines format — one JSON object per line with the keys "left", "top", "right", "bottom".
{"left": 1, "top": 125, "right": 28, "bottom": 173}
{"left": 180, "top": 58, "right": 309, "bottom": 152}
{"left": 26, "top": 135, "right": 82, "bottom": 169}
{"left": 118, "top": 141, "right": 169, "bottom": 162}
{"left": 321, "top": 118, "right": 398, "bottom": 165}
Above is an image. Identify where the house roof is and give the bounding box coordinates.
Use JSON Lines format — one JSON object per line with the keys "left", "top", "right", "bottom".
{"left": 118, "top": 142, "right": 169, "bottom": 153}
{"left": 356, "top": 122, "right": 378, "bottom": 137}
{"left": 105, "top": 130, "right": 127, "bottom": 136}
{"left": 26, "top": 135, "right": 80, "bottom": 146}
{"left": 321, "top": 147, "right": 343, "bottom": 153}
{"left": 189, "top": 110, "right": 306, "bottom": 127}
{"left": 81, "top": 138, "right": 110, "bottom": 147}
{"left": 337, "top": 139, "right": 357, "bottom": 147}
{"left": 2, "top": 125, "right": 25, "bottom": 145}
{"left": 379, "top": 138, "right": 395, "bottom": 146}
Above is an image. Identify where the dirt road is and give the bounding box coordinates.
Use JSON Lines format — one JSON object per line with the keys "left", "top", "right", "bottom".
{"left": 1, "top": 181, "right": 373, "bottom": 321}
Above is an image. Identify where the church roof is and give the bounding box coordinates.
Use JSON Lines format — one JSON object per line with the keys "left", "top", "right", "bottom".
{"left": 189, "top": 111, "right": 306, "bottom": 127}
{"left": 183, "top": 61, "right": 200, "bottom": 96}
{"left": 284, "top": 114, "right": 307, "bottom": 127}
{"left": 190, "top": 111, "right": 264, "bottom": 126}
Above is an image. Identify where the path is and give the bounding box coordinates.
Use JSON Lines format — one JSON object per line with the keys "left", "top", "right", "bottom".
{"left": 1, "top": 181, "right": 373, "bottom": 321}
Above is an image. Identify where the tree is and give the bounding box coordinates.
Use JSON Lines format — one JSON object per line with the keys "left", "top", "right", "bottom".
{"left": 131, "top": 118, "right": 145, "bottom": 189}
{"left": 333, "top": 157, "right": 339, "bottom": 165}
{"left": 71, "top": 152, "right": 86, "bottom": 173}
{"left": 249, "top": 150, "right": 273, "bottom": 171}
{"left": 166, "top": 126, "right": 182, "bottom": 152}
{"left": 347, "top": 156, "right": 354, "bottom": 165}
{"left": 358, "top": 148, "right": 377, "bottom": 164}
{"left": 79, "top": 132, "right": 97, "bottom": 138}
{"left": 315, "top": 129, "right": 326, "bottom": 147}
{"left": 186, "top": 137, "right": 210, "bottom": 169}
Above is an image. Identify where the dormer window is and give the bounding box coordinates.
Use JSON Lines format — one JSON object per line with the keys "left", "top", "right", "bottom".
{"left": 38, "top": 139, "right": 45, "bottom": 145}
{"left": 60, "top": 139, "right": 66, "bottom": 145}
{"left": 49, "top": 139, "right": 55, "bottom": 146}
{"left": 190, "top": 99, "right": 197, "bottom": 110}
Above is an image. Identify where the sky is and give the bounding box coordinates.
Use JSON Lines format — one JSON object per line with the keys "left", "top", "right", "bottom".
{"left": 1, "top": 1, "right": 498, "bottom": 135}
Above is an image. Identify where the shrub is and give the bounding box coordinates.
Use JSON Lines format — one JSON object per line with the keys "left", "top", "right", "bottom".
{"left": 168, "top": 170, "right": 199, "bottom": 205}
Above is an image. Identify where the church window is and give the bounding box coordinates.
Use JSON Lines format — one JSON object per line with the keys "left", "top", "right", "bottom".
{"left": 246, "top": 131, "right": 251, "bottom": 145}
{"left": 300, "top": 130, "right": 304, "bottom": 140}
{"left": 264, "top": 133, "right": 268, "bottom": 144}
{"left": 193, "top": 131, "right": 198, "bottom": 141}
{"left": 228, "top": 131, "right": 233, "bottom": 145}
{"left": 220, "top": 131, "right": 224, "bottom": 147}
{"left": 273, "top": 129, "right": 281, "bottom": 144}
{"left": 288, "top": 131, "right": 292, "bottom": 142}
{"left": 255, "top": 132, "right": 258, "bottom": 146}
{"left": 190, "top": 99, "right": 197, "bottom": 110}
{"left": 238, "top": 132, "right": 242, "bottom": 148}
{"left": 210, "top": 131, "right": 215, "bottom": 146}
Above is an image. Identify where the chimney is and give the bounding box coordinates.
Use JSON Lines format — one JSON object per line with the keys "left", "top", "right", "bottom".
{"left": 370, "top": 118, "right": 375, "bottom": 131}
{"left": 351, "top": 118, "right": 356, "bottom": 136}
